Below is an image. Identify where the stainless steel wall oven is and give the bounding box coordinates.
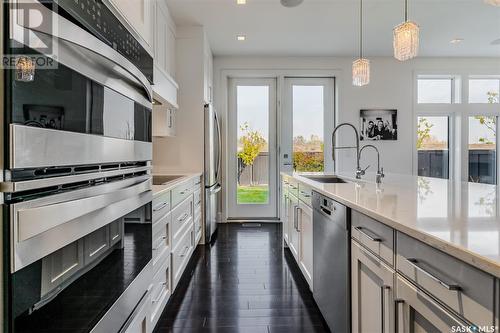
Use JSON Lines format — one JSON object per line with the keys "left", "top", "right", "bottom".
{"left": 2, "top": 0, "right": 154, "bottom": 332}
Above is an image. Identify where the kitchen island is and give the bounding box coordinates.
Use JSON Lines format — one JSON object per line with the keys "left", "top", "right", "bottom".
{"left": 282, "top": 172, "right": 500, "bottom": 332}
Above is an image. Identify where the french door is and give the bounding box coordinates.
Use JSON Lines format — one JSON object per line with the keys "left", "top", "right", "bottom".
{"left": 227, "top": 78, "right": 278, "bottom": 219}
{"left": 282, "top": 77, "right": 335, "bottom": 173}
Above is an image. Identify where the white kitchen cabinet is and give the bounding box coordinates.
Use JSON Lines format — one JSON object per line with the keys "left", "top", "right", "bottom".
{"left": 395, "top": 275, "right": 469, "bottom": 333}
{"left": 124, "top": 292, "right": 151, "bottom": 333}
{"left": 153, "top": 106, "right": 176, "bottom": 137}
{"left": 351, "top": 240, "right": 395, "bottom": 333}
{"left": 107, "top": 0, "right": 153, "bottom": 48}
{"left": 40, "top": 240, "right": 84, "bottom": 297}
{"left": 203, "top": 38, "right": 213, "bottom": 104}
{"left": 287, "top": 193, "right": 300, "bottom": 260}
{"left": 281, "top": 187, "right": 289, "bottom": 244}
{"left": 153, "top": 0, "right": 176, "bottom": 79}
{"left": 297, "top": 200, "right": 313, "bottom": 288}
{"left": 83, "top": 226, "right": 110, "bottom": 265}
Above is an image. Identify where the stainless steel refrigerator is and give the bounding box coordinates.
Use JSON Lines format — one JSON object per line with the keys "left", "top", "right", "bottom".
{"left": 204, "top": 104, "right": 222, "bottom": 243}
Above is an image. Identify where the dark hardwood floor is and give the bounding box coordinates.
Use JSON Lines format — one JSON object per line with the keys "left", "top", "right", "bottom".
{"left": 154, "top": 223, "right": 330, "bottom": 333}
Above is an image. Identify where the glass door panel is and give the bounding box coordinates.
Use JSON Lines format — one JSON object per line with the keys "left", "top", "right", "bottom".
{"left": 283, "top": 78, "right": 335, "bottom": 174}
{"left": 228, "top": 78, "right": 277, "bottom": 219}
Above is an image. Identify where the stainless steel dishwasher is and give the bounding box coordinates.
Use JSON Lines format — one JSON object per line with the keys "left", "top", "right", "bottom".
{"left": 312, "top": 191, "right": 350, "bottom": 333}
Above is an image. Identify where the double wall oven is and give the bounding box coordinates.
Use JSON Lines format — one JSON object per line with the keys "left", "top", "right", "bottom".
{"left": 2, "top": 0, "right": 154, "bottom": 332}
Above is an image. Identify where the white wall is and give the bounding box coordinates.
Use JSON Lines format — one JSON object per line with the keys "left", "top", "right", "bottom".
{"left": 214, "top": 56, "right": 500, "bottom": 178}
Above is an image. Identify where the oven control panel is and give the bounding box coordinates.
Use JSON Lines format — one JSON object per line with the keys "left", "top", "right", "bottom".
{"left": 54, "top": 0, "right": 153, "bottom": 83}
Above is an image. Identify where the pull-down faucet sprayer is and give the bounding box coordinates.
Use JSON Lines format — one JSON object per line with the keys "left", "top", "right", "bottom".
{"left": 331, "top": 123, "right": 385, "bottom": 183}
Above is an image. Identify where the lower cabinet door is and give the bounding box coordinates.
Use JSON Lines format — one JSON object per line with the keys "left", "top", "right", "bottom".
{"left": 124, "top": 292, "right": 151, "bottom": 333}
{"left": 84, "top": 226, "right": 110, "bottom": 265}
{"left": 281, "top": 191, "right": 289, "bottom": 244}
{"left": 150, "top": 260, "right": 171, "bottom": 328}
{"left": 288, "top": 194, "right": 300, "bottom": 259}
{"left": 298, "top": 200, "right": 313, "bottom": 289}
{"left": 395, "top": 275, "right": 469, "bottom": 333}
{"left": 351, "top": 240, "right": 395, "bottom": 333}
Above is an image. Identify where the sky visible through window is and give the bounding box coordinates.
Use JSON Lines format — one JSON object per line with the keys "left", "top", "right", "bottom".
{"left": 293, "top": 85, "right": 324, "bottom": 140}
{"left": 237, "top": 85, "right": 269, "bottom": 147}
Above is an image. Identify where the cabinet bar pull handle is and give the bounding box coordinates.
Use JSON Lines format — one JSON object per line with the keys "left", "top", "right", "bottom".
{"left": 178, "top": 213, "right": 189, "bottom": 222}
{"left": 153, "top": 202, "right": 168, "bottom": 212}
{"left": 406, "top": 258, "right": 461, "bottom": 291}
{"left": 354, "top": 226, "right": 382, "bottom": 242}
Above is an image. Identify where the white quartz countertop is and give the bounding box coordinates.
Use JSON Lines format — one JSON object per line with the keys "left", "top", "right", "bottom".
{"left": 152, "top": 173, "right": 202, "bottom": 197}
{"left": 282, "top": 171, "right": 500, "bottom": 278}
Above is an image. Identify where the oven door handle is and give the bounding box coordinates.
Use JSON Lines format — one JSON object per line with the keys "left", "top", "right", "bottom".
{"left": 16, "top": 178, "right": 151, "bottom": 242}
{"left": 10, "top": 0, "right": 153, "bottom": 102}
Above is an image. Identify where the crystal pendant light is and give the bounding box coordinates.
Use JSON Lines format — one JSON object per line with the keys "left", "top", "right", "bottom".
{"left": 352, "top": 0, "right": 370, "bottom": 86}
{"left": 15, "top": 56, "right": 35, "bottom": 82}
{"left": 393, "top": 0, "right": 419, "bottom": 61}
{"left": 484, "top": 0, "right": 500, "bottom": 6}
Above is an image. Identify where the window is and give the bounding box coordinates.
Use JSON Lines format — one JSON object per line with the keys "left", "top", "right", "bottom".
{"left": 469, "top": 78, "right": 500, "bottom": 103}
{"left": 417, "top": 116, "right": 449, "bottom": 179}
{"left": 468, "top": 116, "right": 497, "bottom": 184}
{"left": 417, "top": 78, "right": 453, "bottom": 103}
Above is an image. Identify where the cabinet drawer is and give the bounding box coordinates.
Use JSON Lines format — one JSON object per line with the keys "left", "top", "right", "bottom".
{"left": 171, "top": 180, "right": 194, "bottom": 208}
{"left": 171, "top": 195, "right": 193, "bottom": 245}
{"left": 193, "top": 189, "right": 202, "bottom": 211}
{"left": 351, "top": 210, "right": 394, "bottom": 266}
{"left": 288, "top": 178, "right": 299, "bottom": 197}
{"left": 298, "top": 183, "right": 312, "bottom": 207}
{"left": 152, "top": 212, "right": 170, "bottom": 267}
{"left": 109, "top": 219, "right": 123, "bottom": 247}
{"left": 397, "top": 232, "right": 495, "bottom": 327}
{"left": 83, "top": 226, "right": 110, "bottom": 265}
{"left": 172, "top": 227, "right": 193, "bottom": 288}
{"left": 193, "top": 176, "right": 202, "bottom": 188}
{"left": 150, "top": 260, "right": 171, "bottom": 327}
{"left": 153, "top": 190, "right": 171, "bottom": 222}
{"left": 194, "top": 214, "right": 202, "bottom": 241}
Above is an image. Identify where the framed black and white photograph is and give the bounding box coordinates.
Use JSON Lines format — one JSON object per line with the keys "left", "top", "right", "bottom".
{"left": 360, "top": 109, "right": 398, "bottom": 141}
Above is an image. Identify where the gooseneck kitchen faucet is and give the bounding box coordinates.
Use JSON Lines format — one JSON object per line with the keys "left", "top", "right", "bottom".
{"left": 359, "top": 144, "right": 385, "bottom": 184}
{"left": 331, "top": 123, "right": 384, "bottom": 183}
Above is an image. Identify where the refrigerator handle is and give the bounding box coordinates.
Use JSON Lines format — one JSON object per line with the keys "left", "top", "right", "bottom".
{"left": 214, "top": 108, "right": 222, "bottom": 184}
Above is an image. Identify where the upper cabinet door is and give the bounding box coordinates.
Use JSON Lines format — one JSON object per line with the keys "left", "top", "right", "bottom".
{"left": 154, "top": 0, "right": 176, "bottom": 79}
{"left": 108, "top": 0, "right": 153, "bottom": 48}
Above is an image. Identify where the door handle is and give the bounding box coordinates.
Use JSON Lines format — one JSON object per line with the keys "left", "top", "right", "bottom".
{"left": 395, "top": 299, "right": 405, "bottom": 332}
{"left": 382, "top": 286, "right": 391, "bottom": 333}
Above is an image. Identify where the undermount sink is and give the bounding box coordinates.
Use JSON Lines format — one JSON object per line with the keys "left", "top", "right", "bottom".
{"left": 152, "top": 175, "right": 185, "bottom": 185}
{"left": 302, "top": 175, "right": 348, "bottom": 184}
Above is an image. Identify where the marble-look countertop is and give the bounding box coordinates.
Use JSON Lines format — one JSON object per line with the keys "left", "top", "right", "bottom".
{"left": 152, "top": 173, "right": 202, "bottom": 197}
{"left": 282, "top": 171, "right": 500, "bottom": 278}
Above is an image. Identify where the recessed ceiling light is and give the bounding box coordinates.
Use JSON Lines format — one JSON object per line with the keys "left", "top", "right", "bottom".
{"left": 237, "top": 35, "right": 246, "bottom": 41}
{"left": 450, "top": 38, "right": 464, "bottom": 44}
{"left": 237, "top": 0, "right": 246, "bottom": 4}
{"left": 491, "top": 38, "right": 500, "bottom": 45}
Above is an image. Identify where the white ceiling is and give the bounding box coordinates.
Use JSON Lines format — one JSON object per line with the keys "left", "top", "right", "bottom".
{"left": 166, "top": 0, "right": 500, "bottom": 57}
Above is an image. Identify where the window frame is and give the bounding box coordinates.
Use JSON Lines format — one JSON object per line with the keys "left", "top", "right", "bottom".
{"left": 414, "top": 71, "right": 500, "bottom": 184}
{"left": 416, "top": 115, "right": 451, "bottom": 180}
{"left": 416, "top": 75, "right": 460, "bottom": 105}
{"left": 468, "top": 75, "right": 500, "bottom": 104}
